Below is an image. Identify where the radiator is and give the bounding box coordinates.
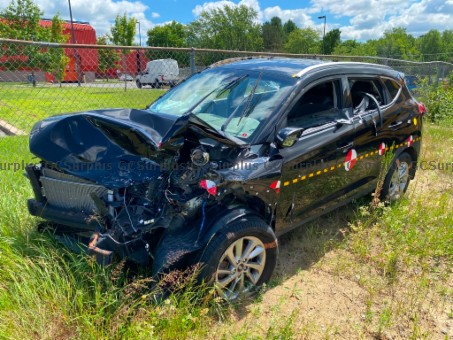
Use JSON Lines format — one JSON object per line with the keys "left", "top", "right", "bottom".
{"left": 40, "top": 168, "right": 107, "bottom": 213}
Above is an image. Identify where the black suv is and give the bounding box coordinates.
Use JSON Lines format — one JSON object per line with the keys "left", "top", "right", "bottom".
{"left": 26, "top": 58, "right": 424, "bottom": 299}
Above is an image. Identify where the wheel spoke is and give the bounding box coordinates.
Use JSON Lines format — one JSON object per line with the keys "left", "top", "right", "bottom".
{"left": 217, "top": 273, "right": 236, "bottom": 288}
{"left": 234, "top": 238, "right": 244, "bottom": 260}
{"left": 245, "top": 270, "right": 258, "bottom": 284}
{"left": 241, "top": 239, "right": 257, "bottom": 260}
{"left": 245, "top": 261, "right": 264, "bottom": 274}
{"left": 225, "top": 247, "right": 237, "bottom": 266}
{"left": 248, "top": 245, "right": 264, "bottom": 259}
{"left": 217, "top": 268, "right": 233, "bottom": 276}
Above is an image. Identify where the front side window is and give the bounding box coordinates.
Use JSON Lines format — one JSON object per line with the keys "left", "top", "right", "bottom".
{"left": 286, "top": 79, "right": 342, "bottom": 129}
{"left": 147, "top": 67, "right": 296, "bottom": 140}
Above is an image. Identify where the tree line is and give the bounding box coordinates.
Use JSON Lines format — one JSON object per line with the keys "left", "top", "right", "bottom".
{"left": 145, "top": 5, "right": 453, "bottom": 63}
{"left": 1, "top": 0, "right": 452, "bottom": 64}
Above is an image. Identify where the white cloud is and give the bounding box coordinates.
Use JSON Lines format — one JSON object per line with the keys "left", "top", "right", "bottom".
{"left": 309, "top": 0, "right": 453, "bottom": 40}
{"left": 151, "top": 12, "right": 160, "bottom": 18}
{"left": 193, "top": 0, "right": 262, "bottom": 21}
{"left": 19, "top": 0, "right": 154, "bottom": 44}
{"left": 263, "top": 6, "right": 314, "bottom": 27}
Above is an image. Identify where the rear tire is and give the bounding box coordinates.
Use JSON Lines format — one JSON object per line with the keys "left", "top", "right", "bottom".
{"left": 381, "top": 152, "right": 414, "bottom": 201}
{"left": 154, "top": 79, "right": 162, "bottom": 89}
{"left": 197, "top": 216, "right": 278, "bottom": 300}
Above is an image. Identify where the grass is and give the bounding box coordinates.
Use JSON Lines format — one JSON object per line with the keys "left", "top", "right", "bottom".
{"left": 0, "top": 82, "right": 165, "bottom": 132}
{"left": 0, "top": 122, "right": 452, "bottom": 338}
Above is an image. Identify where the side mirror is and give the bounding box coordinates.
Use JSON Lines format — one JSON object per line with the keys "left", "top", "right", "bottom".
{"left": 275, "top": 127, "right": 304, "bottom": 148}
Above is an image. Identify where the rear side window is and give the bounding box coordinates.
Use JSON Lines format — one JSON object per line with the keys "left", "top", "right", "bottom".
{"left": 348, "top": 78, "right": 385, "bottom": 114}
{"left": 383, "top": 78, "right": 401, "bottom": 102}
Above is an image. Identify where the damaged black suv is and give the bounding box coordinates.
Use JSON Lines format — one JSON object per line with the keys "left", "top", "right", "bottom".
{"left": 27, "top": 58, "right": 424, "bottom": 299}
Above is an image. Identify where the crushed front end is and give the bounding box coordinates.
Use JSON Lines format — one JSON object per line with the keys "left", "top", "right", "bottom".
{"left": 26, "top": 109, "right": 281, "bottom": 271}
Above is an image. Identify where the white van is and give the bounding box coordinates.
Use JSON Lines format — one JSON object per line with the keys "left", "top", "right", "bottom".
{"left": 136, "top": 59, "right": 179, "bottom": 88}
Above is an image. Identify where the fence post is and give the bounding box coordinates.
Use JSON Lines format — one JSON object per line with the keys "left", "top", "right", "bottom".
{"left": 190, "top": 47, "right": 196, "bottom": 75}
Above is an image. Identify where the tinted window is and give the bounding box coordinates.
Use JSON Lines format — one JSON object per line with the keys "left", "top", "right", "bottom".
{"left": 383, "top": 78, "right": 401, "bottom": 102}
{"left": 287, "top": 80, "right": 342, "bottom": 128}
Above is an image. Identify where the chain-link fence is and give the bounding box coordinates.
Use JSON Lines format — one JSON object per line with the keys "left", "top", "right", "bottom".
{"left": 1, "top": 38, "right": 452, "bottom": 136}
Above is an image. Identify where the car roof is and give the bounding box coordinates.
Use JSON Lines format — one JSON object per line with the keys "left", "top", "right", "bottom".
{"left": 216, "top": 57, "right": 398, "bottom": 79}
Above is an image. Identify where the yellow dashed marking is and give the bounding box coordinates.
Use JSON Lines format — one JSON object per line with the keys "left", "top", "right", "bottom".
{"left": 278, "top": 137, "right": 422, "bottom": 188}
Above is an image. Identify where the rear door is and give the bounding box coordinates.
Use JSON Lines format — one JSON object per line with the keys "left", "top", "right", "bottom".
{"left": 346, "top": 75, "right": 406, "bottom": 197}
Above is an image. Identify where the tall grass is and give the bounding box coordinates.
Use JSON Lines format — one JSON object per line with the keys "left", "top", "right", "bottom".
{"left": 0, "top": 122, "right": 452, "bottom": 338}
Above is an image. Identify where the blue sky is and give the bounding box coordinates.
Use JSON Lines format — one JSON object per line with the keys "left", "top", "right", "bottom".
{"left": 1, "top": 0, "right": 452, "bottom": 43}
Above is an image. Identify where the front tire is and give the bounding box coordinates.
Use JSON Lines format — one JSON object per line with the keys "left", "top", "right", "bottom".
{"left": 198, "top": 216, "right": 278, "bottom": 300}
{"left": 136, "top": 80, "right": 142, "bottom": 88}
{"left": 381, "top": 152, "right": 413, "bottom": 201}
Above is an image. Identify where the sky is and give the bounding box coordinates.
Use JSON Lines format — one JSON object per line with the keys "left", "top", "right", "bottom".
{"left": 0, "top": 0, "right": 452, "bottom": 44}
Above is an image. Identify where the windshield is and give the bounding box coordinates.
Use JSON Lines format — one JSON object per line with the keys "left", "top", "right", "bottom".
{"left": 147, "top": 67, "right": 296, "bottom": 140}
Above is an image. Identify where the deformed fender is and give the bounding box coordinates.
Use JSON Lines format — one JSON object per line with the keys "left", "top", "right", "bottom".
{"left": 151, "top": 206, "right": 261, "bottom": 275}
{"left": 198, "top": 205, "right": 262, "bottom": 249}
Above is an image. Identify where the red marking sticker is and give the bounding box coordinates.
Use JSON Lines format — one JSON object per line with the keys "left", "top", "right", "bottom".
{"left": 407, "top": 135, "right": 414, "bottom": 147}
{"left": 242, "top": 133, "right": 248, "bottom": 137}
{"left": 200, "top": 179, "right": 217, "bottom": 196}
{"left": 344, "top": 149, "right": 358, "bottom": 171}
{"left": 378, "top": 142, "right": 386, "bottom": 156}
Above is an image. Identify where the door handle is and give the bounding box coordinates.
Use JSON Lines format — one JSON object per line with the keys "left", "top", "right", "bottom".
{"left": 337, "top": 142, "right": 354, "bottom": 152}
{"left": 389, "top": 121, "right": 403, "bottom": 129}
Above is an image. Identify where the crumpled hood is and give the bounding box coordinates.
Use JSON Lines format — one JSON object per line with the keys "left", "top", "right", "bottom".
{"left": 29, "top": 108, "right": 183, "bottom": 187}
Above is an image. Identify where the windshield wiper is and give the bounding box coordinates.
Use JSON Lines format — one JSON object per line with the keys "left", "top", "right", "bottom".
{"left": 185, "top": 74, "right": 249, "bottom": 116}
{"left": 221, "top": 72, "right": 262, "bottom": 132}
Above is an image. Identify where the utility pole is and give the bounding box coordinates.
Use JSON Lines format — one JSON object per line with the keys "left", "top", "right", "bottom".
{"left": 68, "top": 0, "right": 81, "bottom": 86}
{"left": 136, "top": 21, "right": 142, "bottom": 76}
{"left": 318, "top": 15, "right": 326, "bottom": 55}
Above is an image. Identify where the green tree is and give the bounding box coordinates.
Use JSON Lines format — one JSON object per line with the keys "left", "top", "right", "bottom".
{"left": 442, "top": 30, "right": 453, "bottom": 63}
{"left": 0, "top": 0, "right": 42, "bottom": 40}
{"left": 284, "top": 28, "right": 320, "bottom": 54}
{"left": 283, "top": 20, "right": 297, "bottom": 38}
{"left": 97, "top": 35, "right": 120, "bottom": 80}
{"left": 39, "top": 15, "right": 69, "bottom": 83}
{"left": 110, "top": 13, "right": 137, "bottom": 47}
{"left": 0, "top": 0, "right": 68, "bottom": 77}
{"left": 324, "top": 28, "right": 341, "bottom": 55}
{"left": 418, "top": 29, "right": 444, "bottom": 61}
{"left": 262, "top": 17, "right": 284, "bottom": 52}
{"left": 146, "top": 21, "right": 187, "bottom": 47}
{"left": 376, "top": 27, "right": 418, "bottom": 59}
{"left": 186, "top": 5, "right": 263, "bottom": 51}
{"left": 333, "top": 39, "right": 378, "bottom": 56}
{"left": 110, "top": 13, "right": 137, "bottom": 82}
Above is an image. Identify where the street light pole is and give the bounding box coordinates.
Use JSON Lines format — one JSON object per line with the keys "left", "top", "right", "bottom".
{"left": 137, "top": 21, "right": 142, "bottom": 47}
{"left": 68, "top": 0, "right": 81, "bottom": 86}
{"left": 318, "top": 15, "right": 326, "bottom": 55}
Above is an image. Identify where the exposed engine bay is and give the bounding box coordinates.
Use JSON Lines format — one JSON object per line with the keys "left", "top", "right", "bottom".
{"left": 26, "top": 109, "right": 282, "bottom": 272}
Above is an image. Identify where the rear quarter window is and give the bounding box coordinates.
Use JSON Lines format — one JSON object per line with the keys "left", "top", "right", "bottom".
{"left": 383, "top": 78, "right": 401, "bottom": 103}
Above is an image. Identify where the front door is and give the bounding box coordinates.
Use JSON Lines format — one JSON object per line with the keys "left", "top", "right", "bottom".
{"left": 275, "top": 77, "right": 357, "bottom": 234}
